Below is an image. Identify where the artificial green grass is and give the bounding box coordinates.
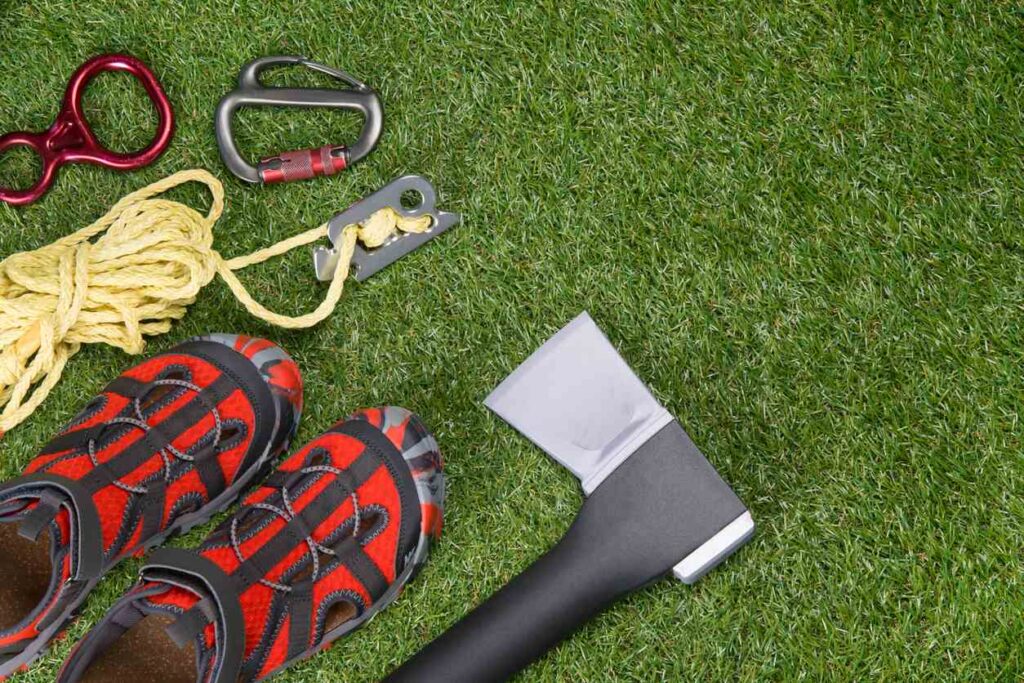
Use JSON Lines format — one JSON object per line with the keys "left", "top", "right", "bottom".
{"left": 1, "top": 0, "right": 1022, "bottom": 680}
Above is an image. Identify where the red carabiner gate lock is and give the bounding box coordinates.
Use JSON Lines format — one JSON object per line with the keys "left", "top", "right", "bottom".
{"left": 0, "top": 54, "right": 175, "bottom": 206}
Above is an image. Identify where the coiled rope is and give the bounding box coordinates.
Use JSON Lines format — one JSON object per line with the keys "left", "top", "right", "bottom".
{"left": 0, "top": 168, "right": 430, "bottom": 435}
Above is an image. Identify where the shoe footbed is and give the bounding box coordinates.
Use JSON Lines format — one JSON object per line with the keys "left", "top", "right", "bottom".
{"left": 0, "top": 521, "right": 53, "bottom": 632}
{"left": 323, "top": 600, "right": 359, "bottom": 633}
{"left": 79, "top": 614, "right": 195, "bottom": 683}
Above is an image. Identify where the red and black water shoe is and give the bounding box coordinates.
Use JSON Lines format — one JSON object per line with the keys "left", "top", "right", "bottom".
{"left": 0, "top": 334, "right": 303, "bottom": 679}
{"left": 58, "top": 407, "right": 444, "bottom": 683}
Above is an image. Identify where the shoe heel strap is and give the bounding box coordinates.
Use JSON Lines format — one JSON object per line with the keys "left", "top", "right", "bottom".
{"left": 143, "top": 548, "right": 246, "bottom": 683}
{"left": 0, "top": 472, "right": 103, "bottom": 581}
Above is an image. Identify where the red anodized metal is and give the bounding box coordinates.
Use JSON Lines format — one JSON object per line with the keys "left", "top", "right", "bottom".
{"left": 0, "top": 54, "right": 175, "bottom": 206}
{"left": 257, "top": 144, "right": 348, "bottom": 184}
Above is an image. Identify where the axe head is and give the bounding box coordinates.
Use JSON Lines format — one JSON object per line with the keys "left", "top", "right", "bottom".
{"left": 485, "top": 311, "right": 754, "bottom": 583}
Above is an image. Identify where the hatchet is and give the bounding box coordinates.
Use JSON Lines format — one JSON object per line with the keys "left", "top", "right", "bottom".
{"left": 385, "top": 312, "right": 755, "bottom": 682}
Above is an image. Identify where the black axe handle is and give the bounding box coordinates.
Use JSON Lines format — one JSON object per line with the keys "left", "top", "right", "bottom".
{"left": 385, "top": 421, "right": 749, "bottom": 682}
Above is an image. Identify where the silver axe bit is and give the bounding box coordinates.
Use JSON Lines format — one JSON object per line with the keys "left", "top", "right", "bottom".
{"left": 386, "top": 311, "right": 755, "bottom": 682}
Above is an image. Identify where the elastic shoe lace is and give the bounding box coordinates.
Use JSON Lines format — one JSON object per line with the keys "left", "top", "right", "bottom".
{"left": 80, "top": 377, "right": 224, "bottom": 495}
{"left": 230, "top": 464, "right": 361, "bottom": 593}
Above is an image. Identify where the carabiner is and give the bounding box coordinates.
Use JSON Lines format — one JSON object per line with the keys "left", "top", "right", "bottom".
{"left": 214, "top": 56, "right": 383, "bottom": 184}
{"left": 0, "top": 54, "right": 175, "bottom": 207}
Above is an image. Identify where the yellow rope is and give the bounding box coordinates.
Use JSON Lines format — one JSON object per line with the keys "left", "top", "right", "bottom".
{"left": 0, "top": 169, "right": 431, "bottom": 436}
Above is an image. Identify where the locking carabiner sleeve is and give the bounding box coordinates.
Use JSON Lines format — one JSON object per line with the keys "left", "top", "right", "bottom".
{"left": 214, "top": 56, "right": 383, "bottom": 184}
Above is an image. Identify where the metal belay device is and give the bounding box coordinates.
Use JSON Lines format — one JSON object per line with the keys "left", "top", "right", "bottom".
{"left": 312, "top": 174, "right": 460, "bottom": 282}
{"left": 214, "top": 56, "right": 383, "bottom": 184}
{"left": 386, "top": 312, "right": 755, "bottom": 682}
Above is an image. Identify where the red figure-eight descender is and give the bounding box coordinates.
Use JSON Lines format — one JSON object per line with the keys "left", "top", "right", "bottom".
{"left": 0, "top": 54, "right": 174, "bottom": 206}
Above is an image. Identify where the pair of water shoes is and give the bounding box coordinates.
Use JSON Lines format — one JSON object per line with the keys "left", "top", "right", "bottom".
{"left": 0, "top": 334, "right": 444, "bottom": 682}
